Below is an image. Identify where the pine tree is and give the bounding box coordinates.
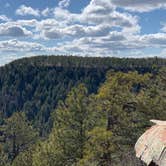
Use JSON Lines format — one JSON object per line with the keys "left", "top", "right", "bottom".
{"left": 0, "top": 112, "right": 38, "bottom": 162}
{"left": 33, "top": 84, "right": 94, "bottom": 166}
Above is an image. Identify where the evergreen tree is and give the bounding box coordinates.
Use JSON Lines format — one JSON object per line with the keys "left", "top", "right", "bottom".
{"left": 78, "top": 127, "right": 116, "bottom": 166}
{"left": 79, "top": 71, "right": 150, "bottom": 165}
{"left": 0, "top": 112, "right": 38, "bottom": 162}
{"left": 33, "top": 84, "right": 95, "bottom": 166}
{"left": 12, "top": 147, "right": 34, "bottom": 166}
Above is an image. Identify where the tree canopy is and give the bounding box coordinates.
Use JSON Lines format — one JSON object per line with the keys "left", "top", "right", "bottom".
{"left": 0, "top": 56, "right": 165, "bottom": 166}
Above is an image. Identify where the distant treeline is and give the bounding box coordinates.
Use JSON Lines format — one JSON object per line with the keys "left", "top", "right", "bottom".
{"left": 5, "top": 56, "right": 166, "bottom": 71}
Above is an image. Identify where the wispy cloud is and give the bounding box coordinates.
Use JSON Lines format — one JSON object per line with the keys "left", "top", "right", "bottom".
{"left": 16, "top": 5, "right": 40, "bottom": 17}
{"left": 111, "top": 0, "right": 166, "bottom": 12}
{"left": 58, "top": 0, "right": 71, "bottom": 8}
{"left": 0, "top": 15, "right": 11, "bottom": 22}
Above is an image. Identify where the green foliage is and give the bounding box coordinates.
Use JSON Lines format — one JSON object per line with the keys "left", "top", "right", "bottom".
{"left": 31, "top": 70, "right": 165, "bottom": 166}
{"left": 0, "top": 149, "right": 9, "bottom": 166}
{"left": 96, "top": 72, "right": 150, "bottom": 144}
{"left": 0, "top": 112, "right": 38, "bottom": 163}
{"left": 78, "top": 127, "right": 116, "bottom": 166}
{"left": 32, "top": 84, "right": 96, "bottom": 166}
{"left": 0, "top": 56, "right": 165, "bottom": 166}
{"left": 0, "top": 56, "right": 165, "bottom": 135}
{"left": 0, "top": 56, "right": 107, "bottom": 136}
{"left": 12, "top": 147, "right": 34, "bottom": 166}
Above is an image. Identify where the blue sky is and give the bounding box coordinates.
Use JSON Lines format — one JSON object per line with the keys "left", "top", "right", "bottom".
{"left": 1, "top": 0, "right": 166, "bottom": 65}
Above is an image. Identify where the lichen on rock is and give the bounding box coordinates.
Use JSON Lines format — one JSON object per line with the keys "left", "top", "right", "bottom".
{"left": 135, "top": 120, "right": 166, "bottom": 166}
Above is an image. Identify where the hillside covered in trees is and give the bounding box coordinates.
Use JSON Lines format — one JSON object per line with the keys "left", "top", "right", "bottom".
{"left": 0, "top": 56, "right": 166, "bottom": 166}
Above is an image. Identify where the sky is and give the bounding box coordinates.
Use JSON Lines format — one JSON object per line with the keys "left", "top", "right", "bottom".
{"left": 1, "top": 0, "right": 166, "bottom": 65}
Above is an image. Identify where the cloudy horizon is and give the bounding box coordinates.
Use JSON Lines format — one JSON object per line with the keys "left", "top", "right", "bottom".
{"left": 1, "top": 0, "right": 166, "bottom": 65}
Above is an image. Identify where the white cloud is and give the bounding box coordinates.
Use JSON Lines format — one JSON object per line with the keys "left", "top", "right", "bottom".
{"left": 54, "top": 7, "right": 78, "bottom": 23}
{"left": 0, "top": 15, "right": 11, "bottom": 22}
{"left": 140, "top": 33, "right": 166, "bottom": 47}
{"left": 54, "top": 0, "right": 140, "bottom": 33}
{"left": 42, "top": 8, "right": 53, "bottom": 17}
{"left": 12, "top": 0, "right": 139, "bottom": 41}
{"left": 16, "top": 5, "right": 40, "bottom": 17}
{"left": 58, "top": 0, "right": 70, "bottom": 8}
{"left": 1, "top": 0, "right": 166, "bottom": 64}
{"left": 11, "top": 1, "right": 140, "bottom": 41}
{"left": 0, "top": 39, "right": 45, "bottom": 52}
{"left": 43, "top": 24, "right": 112, "bottom": 39}
{"left": 54, "top": 32, "right": 166, "bottom": 57}
{"left": 43, "top": 29, "right": 62, "bottom": 39}
{"left": 161, "top": 23, "right": 166, "bottom": 32}
{"left": 82, "top": 0, "right": 114, "bottom": 17}
{"left": 79, "top": 0, "right": 140, "bottom": 33}
{"left": 17, "top": 19, "right": 38, "bottom": 27}
{"left": 111, "top": 0, "right": 166, "bottom": 12}
{"left": 0, "top": 24, "right": 32, "bottom": 37}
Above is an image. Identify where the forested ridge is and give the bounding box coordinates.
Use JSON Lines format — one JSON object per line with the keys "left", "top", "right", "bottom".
{"left": 4, "top": 55, "right": 166, "bottom": 69}
{"left": 0, "top": 56, "right": 166, "bottom": 166}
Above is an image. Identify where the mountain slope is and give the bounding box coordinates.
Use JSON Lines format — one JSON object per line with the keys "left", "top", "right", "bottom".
{"left": 0, "top": 56, "right": 165, "bottom": 135}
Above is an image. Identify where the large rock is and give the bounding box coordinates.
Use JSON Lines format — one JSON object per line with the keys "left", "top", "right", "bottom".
{"left": 135, "top": 120, "right": 166, "bottom": 166}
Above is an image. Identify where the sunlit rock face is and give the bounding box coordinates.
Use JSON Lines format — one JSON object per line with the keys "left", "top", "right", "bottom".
{"left": 135, "top": 120, "right": 166, "bottom": 166}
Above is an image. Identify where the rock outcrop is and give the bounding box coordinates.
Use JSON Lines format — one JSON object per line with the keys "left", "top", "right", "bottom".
{"left": 135, "top": 120, "right": 166, "bottom": 166}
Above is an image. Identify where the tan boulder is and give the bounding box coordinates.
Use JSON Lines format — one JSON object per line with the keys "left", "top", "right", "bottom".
{"left": 135, "top": 120, "right": 166, "bottom": 166}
